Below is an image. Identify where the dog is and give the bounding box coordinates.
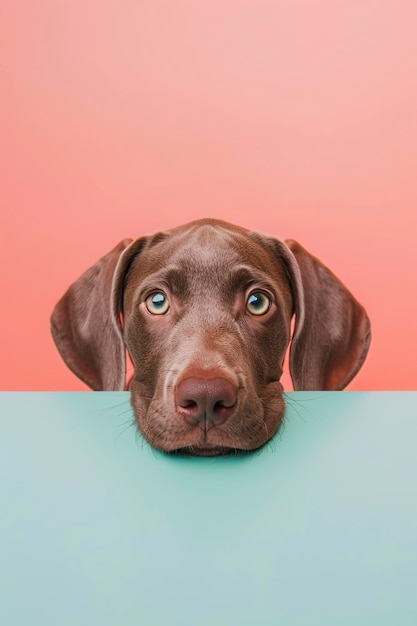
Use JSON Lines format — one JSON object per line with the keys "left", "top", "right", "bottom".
{"left": 51, "top": 218, "right": 371, "bottom": 456}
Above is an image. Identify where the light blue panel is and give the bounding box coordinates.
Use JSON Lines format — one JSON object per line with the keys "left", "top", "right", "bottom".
{"left": 1, "top": 392, "right": 416, "bottom": 625}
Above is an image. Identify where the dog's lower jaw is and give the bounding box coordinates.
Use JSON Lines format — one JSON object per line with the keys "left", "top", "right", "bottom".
{"left": 169, "top": 445, "right": 241, "bottom": 457}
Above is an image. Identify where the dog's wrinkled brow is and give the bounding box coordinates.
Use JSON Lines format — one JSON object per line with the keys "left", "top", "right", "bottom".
{"left": 133, "top": 265, "right": 189, "bottom": 297}
{"left": 228, "top": 265, "right": 276, "bottom": 290}
{"left": 134, "top": 262, "right": 284, "bottom": 304}
{"left": 228, "top": 265, "right": 289, "bottom": 309}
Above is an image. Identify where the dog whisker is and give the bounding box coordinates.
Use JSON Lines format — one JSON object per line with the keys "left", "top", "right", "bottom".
{"left": 113, "top": 419, "right": 137, "bottom": 444}
{"left": 283, "top": 393, "right": 321, "bottom": 422}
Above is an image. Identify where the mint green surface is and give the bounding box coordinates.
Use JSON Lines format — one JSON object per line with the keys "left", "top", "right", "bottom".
{"left": 1, "top": 392, "right": 416, "bottom": 625}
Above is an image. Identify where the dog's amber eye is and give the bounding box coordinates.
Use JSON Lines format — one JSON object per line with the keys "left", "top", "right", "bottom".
{"left": 145, "top": 292, "right": 170, "bottom": 315}
{"left": 246, "top": 291, "right": 271, "bottom": 316}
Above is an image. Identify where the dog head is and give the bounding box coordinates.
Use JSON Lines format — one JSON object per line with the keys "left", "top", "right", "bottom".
{"left": 51, "top": 218, "right": 371, "bottom": 455}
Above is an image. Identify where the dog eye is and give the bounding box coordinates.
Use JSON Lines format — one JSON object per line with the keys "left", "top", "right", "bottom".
{"left": 145, "top": 292, "right": 170, "bottom": 315}
{"left": 246, "top": 291, "right": 271, "bottom": 316}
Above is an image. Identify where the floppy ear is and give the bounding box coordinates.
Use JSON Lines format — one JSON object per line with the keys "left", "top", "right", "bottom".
{"left": 285, "top": 239, "right": 371, "bottom": 390}
{"left": 50, "top": 239, "right": 135, "bottom": 390}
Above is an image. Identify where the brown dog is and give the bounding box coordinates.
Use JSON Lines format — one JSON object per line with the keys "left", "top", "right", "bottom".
{"left": 51, "top": 218, "right": 371, "bottom": 455}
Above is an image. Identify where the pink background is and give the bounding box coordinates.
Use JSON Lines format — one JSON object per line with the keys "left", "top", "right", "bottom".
{"left": 1, "top": 0, "right": 416, "bottom": 391}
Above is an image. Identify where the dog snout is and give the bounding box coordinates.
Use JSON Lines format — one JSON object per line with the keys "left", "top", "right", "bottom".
{"left": 175, "top": 376, "right": 237, "bottom": 429}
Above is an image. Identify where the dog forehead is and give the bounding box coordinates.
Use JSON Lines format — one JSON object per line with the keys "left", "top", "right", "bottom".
{"left": 121, "top": 220, "right": 294, "bottom": 321}
{"left": 130, "top": 221, "right": 281, "bottom": 281}
{"left": 169, "top": 223, "right": 241, "bottom": 267}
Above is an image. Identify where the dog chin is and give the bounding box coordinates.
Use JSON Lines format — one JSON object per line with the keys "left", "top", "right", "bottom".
{"left": 168, "top": 445, "right": 251, "bottom": 457}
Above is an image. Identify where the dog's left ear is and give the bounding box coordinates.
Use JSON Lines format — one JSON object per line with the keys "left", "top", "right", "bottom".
{"left": 50, "top": 238, "right": 148, "bottom": 390}
{"left": 251, "top": 233, "right": 371, "bottom": 390}
{"left": 285, "top": 239, "right": 371, "bottom": 390}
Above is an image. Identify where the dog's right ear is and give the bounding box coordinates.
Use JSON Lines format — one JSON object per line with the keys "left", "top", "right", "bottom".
{"left": 50, "top": 238, "right": 148, "bottom": 391}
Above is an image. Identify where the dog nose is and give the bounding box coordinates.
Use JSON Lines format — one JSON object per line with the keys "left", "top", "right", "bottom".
{"left": 175, "top": 377, "right": 237, "bottom": 428}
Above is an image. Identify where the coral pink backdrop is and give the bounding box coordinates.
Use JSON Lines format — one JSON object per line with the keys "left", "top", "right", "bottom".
{"left": 1, "top": 0, "right": 416, "bottom": 391}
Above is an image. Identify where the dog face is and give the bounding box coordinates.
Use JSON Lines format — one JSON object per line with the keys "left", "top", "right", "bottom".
{"left": 121, "top": 223, "right": 293, "bottom": 454}
{"left": 51, "top": 219, "right": 371, "bottom": 455}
